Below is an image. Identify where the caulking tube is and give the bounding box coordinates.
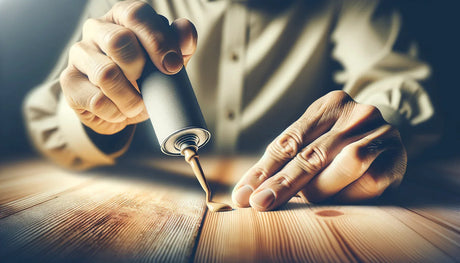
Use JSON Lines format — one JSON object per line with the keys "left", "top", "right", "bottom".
{"left": 137, "top": 59, "right": 211, "bottom": 156}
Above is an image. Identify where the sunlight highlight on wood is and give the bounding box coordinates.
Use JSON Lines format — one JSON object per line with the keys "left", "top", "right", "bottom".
{"left": 0, "top": 158, "right": 458, "bottom": 263}
{"left": 195, "top": 194, "right": 457, "bottom": 262}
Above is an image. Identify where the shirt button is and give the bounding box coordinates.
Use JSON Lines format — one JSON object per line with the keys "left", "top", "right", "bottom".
{"left": 225, "top": 109, "right": 235, "bottom": 120}
{"left": 230, "top": 52, "right": 239, "bottom": 62}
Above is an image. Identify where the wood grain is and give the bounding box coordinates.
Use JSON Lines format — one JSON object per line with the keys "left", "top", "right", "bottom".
{"left": 195, "top": 194, "right": 457, "bottom": 262}
{"left": 383, "top": 207, "right": 460, "bottom": 259}
{"left": 1, "top": 158, "right": 459, "bottom": 263}
{"left": 0, "top": 160, "right": 94, "bottom": 219}
{"left": 0, "top": 160, "right": 207, "bottom": 263}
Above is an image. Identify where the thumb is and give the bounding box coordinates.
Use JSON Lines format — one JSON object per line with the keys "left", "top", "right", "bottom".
{"left": 172, "top": 18, "right": 198, "bottom": 67}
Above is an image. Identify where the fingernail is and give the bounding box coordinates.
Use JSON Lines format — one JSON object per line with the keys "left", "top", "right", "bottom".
{"left": 251, "top": 189, "right": 275, "bottom": 210}
{"left": 233, "top": 185, "right": 253, "bottom": 207}
{"left": 162, "top": 51, "right": 182, "bottom": 73}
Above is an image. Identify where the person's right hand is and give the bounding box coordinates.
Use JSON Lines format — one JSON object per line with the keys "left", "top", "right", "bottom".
{"left": 60, "top": 0, "right": 198, "bottom": 135}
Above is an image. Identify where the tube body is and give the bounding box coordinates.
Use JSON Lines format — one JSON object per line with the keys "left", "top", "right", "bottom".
{"left": 138, "top": 60, "right": 210, "bottom": 156}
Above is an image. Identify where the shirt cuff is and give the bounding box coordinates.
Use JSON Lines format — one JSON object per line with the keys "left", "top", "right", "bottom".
{"left": 57, "top": 96, "right": 134, "bottom": 168}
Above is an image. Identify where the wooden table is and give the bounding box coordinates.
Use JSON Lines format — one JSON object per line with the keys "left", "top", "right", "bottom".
{"left": 0, "top": 156, "right": 459, "bottom": 262}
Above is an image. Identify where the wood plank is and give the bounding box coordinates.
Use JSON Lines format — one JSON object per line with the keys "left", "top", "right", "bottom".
{"left": 384, "top": 207, "right": 460, "bottom": 259}
{"left": 0, "top": 168, "right": 93, "bottom": 218}
{"left": 0, "top": 160, "right": 83, "bottom": 204}
{"left": 195, "top": 193, "right": 456, "bottom": 263}
{"left": 153, "top": 156, "right": 459, "bottom": 262}
{"left": 408, "top": 207, "right": 460, "bottom": 232}
{"left": 2, "top": 158, "right": 459, "bottom": 263}
{"left": 0, "top": 160, "right": 207, "bottom": 263}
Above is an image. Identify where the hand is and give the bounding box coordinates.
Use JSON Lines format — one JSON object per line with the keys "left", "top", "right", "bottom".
{"left": 232, "top": 91, "right": 407, "bottom": 211}
{"left": 60, "top": 0, "right": 197, "bottom": 134}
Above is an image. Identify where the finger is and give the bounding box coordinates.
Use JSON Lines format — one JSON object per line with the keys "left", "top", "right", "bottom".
{"left": 301, "top": 125, "right": 397, "bottom": 203}
{"left": 248, "top": 131, "right": 348, "bottom": 211}
{"left": 69, "top": 41, "right": 145, "bottom": 118}
{"left": 232, "top": 91, "right": 350, "bottom": 207}
{"left": 126, "top": 108, "right": 150, "bottom": 125}
{"left": 171, "top": 18, "right": 197, "bottom": 67}
{"left": 104, "top": 1, "right": 183, "bottom": 74}
{"left": 77, "top": 110, "right": 127, "bottom": 135}
{"left": 232, "top": 109, "right": 336, "bottom": 207}
{"left": 60, "top": 66, "right": 126, "bottom": 124}
{"left": 82, "top": 18, "right": 145, "bottom": 82}
{"left": 335, "top": 147, "right": 406, "bottom": 202}
{"left": 248, "top": 104, "right": 387, "bottom": 211}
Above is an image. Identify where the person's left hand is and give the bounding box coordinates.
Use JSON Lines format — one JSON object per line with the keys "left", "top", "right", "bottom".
{"left": 232, "top": 90, "right": 407, "bottom": 211}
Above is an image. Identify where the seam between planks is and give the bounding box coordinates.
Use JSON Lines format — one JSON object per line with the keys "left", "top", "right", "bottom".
{"left": 189, "top": 205, "right": 209, "bottom": 263}
{"left": 405, "top": 207, "right": 460, "bottom": 234}
{"left": 380, "top": 207, "right": 458, "bottom": 262}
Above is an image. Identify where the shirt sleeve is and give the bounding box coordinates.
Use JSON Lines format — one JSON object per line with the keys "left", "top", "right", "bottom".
{"left": 22, "top": 0, "right": 134, "bottom": 170}
{"left": 331, "top": 0, "right": 439, "bottom": 155}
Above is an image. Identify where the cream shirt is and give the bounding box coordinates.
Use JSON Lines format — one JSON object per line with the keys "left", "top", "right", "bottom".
{"left": 23, "top": 0, "right": 435, "bottom": 170}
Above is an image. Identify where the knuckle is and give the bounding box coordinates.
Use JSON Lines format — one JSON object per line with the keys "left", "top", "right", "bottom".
{"left": 143, "top": 29, "right": 167, "bottom": 53}
{"left": 320, "top": 91, "right": 354, "bottom": 120}
{"left": 93, "top": 62, "right": 121, "bottom": 87}
{"left": 59, "top": 67, "right": 73, "bottom": 88}
{"left": 251, "top": 166, "right": 269, "bottom": 182}
{"left": 173, "top": 18, "right": 197, "bottom": 43}
{"left": 112, "top": 1, "right": 124, "bottom": 10}
{"left": 88, "top": 91, "right": 108, "bottom": 113}
{"left": 80, "top": 115, "right": 98, "bottom": 129}
{"left": 336, "top": 104, "right": 384, "bottom": 137}
{"left": 268, "top": 132, "right": 302, "bottom": 161}
{"left": 272, "top": 174, "right": 295, "bottom": 190}
{"left": 93, "top": 116, "right": 105, "bottom": 126}
{"left": 77, "top": 109, "right": 93, "bottom": 120}
{"left": 124, "top": 1, "right": 154, "bottom": 25}
{"left": 326, "top": 90, "right": 351, "bottom": 104}
{"left": 82, "top": 18, "right": 98, "bottom": 35}
{"left": 355, "top": 104, "right": 381, "bottom": 120}
{"left": 295, "top": 144, "right": 327, "bottom": 173}
{"left": 59, "top": 68, "right": 81, "bottom": 107}
{"left": 106, "top": 28, "right": 137, "bottom": 53}
{"left": 280, "top": 175, "right": 295, "bottom": 189}
{"left": 68, "top": 41, "right": 85, "bottom": 62}
{"left": 64, "top": 96, "right": 79, "bottom": 110}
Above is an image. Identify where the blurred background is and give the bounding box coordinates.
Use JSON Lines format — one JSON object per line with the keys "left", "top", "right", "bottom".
{"left": 0, "top": 0, "right": 458, "bottom": 161}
